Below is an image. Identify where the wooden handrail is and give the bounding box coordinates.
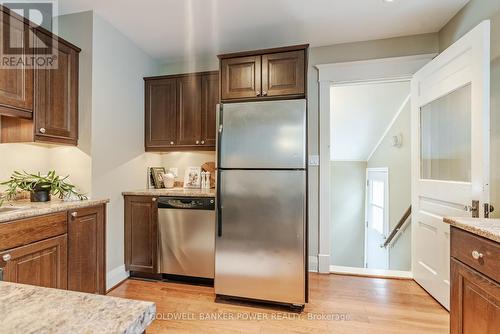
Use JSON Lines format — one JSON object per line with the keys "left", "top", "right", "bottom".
{"left": 383, "top": 206, "right": 411, "bottom": 248}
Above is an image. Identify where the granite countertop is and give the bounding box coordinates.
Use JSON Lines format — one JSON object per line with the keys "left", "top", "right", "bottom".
{"left": 122, "top": 187, "right": 216, "bottom": 197}
{"left": 0, "top": 198, "right": 110, "bottom": 223}
{"left": 444, "top": 217, "right": 500, "bottom": 243}
{"left": 0, "top": 281, "right": 155, "bottom": 334}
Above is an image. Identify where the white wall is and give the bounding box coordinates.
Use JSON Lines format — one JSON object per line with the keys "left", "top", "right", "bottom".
{"left": 330, "top": 161, "right": 366, "bottom": 267}
{"left": 367, "top": 101, "right": 412, "bottom": 271}
{"left": 90, "top": 13, "right": 162, "bottom": 281}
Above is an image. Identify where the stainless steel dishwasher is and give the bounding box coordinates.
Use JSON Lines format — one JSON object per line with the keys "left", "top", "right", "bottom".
{"left": 157, "top": 197, "right": 216, "bottom": 279}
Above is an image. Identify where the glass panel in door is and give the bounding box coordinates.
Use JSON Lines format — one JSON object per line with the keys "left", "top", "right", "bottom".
{"left": 420, "top": 84, "right": 471, "bottom": 182}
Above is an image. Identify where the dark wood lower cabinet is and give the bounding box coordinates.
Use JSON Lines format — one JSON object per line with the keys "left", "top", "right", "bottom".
{"left": 68, "top": 205, "right": 106, "bottom": 294}
{"left": 450, "top": 227, "right": 500, "bottom": 334}
{"left": 0, "top": 205, "right": 106, "bottom": 294}
{"left": 124, "top": 196, "right": 158, "bottom": 273}
{"left": 1, "top": 235, "right": 68, "bottom": 289}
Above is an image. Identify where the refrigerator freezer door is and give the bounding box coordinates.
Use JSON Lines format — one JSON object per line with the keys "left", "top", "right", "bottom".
{"left": 219, "top": 99, "right": 306, "bottom": 169}
{"left": 215, "top": 170, "right": 306, "bottom": 304}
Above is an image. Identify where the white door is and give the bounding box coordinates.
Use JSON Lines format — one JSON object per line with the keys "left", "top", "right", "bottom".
{"left": 365, "top": 168, "right": 389, "bottom": 269}
{"left": 411, "top": 21, "right": 490, "bottom": 309}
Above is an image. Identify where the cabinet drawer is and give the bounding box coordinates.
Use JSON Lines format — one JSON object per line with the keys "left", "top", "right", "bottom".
{"left": 451, "top": 227, "right": 500, "bottom": 282}
{"left": 0, "top": 212, "right": 67, "bottom": 251}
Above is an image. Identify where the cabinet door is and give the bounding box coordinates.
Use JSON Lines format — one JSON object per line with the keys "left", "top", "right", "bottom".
{"left": 262, "top": 50, "right": 305, "bottom": 97}
{"left": 451, "top": 258, "right": 500, "bottom": 334}
{"left": 68, "top": 205, "right": 105, "bottom": 294}
{"left": 145, "top": 78, "right": 177, "bottom": 150}
{"left": 0, "top": 12, "right": 34, "bottom": 118}
{"left": 201, "top": 72, "right": 219, "bottom": 148}
{"left": 125, "top": 196, "right": 158, "bottom": 273}
{"left": 220, "top": 56, "right": 261, "bottom": 100}
{"left": 1, "top": 235, "right": 67, "bottom": 289}
{"left": 34, "top": 31, "right": 79, "bottom": 145}
{"left": 177, "top": 75, "right": 202, "bottom": 146}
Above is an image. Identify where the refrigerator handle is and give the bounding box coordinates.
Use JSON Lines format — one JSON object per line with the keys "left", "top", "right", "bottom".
{"left": 216, "top": 104, "right": 223, "bottom": 168}
{"left": 217, "top": 169, "right": 222, "bottom": 237}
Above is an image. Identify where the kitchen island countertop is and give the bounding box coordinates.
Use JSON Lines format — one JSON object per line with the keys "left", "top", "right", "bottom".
{"left": 443, "top": 217, "right": 500, "bottom": 243}
{"left": 0, "top": 198, "right": 109, "bottom": 223}
{"left": 0, "top": 281, "right": 155, "bottom": 334}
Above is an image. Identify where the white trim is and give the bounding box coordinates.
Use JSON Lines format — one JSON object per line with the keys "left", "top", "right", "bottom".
{"left": 331, "top": 159, "right": 367, "bottom": 162}
{"left": 366, "top": 94, "right": 411, "bottom": 161}
{"left": 308, "top": 255, "right": 318, "bottom": 272}
{"left": 318, "top": 253, "right": 331, "bottom": 274}
{"left": 316, "top": 54, "right": 437, "bottom": 83}
{"left": 330, "top": 265, "right": 413, "bottom": 279}
{"left": 316, "top": 54, "right": 434, "bottom": 278}
{"left": 106, "top": 265, "right": 129, "bottom": 291}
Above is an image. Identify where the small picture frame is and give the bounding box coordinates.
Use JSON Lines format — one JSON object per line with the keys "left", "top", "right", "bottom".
{"left": 184, "top": 167, "right": 202, "bottom": 189}
{"left": 150, "top": 167, "right": 166, "bottom": 189}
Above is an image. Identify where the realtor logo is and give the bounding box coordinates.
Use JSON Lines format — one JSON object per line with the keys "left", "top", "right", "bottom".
{"left": 0, "top": 0, "right": 58, "bottom": 69}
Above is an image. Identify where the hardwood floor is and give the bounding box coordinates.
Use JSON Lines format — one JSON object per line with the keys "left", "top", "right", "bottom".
{"left": 107, "top": 274, "right": 449, "bottom": 334}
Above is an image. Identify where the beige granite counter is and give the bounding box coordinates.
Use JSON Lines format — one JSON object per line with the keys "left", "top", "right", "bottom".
{"left": 122, "top": 187, "right": 215, "bottom": 197}
{"left": 0, "top": 198, "right": 109, "bottom": 223}
{"left": 0, "top": 281, "right": 155, "bottom": 334}
{"left": 444, "top": 217, "right": 500, "bottom": 243}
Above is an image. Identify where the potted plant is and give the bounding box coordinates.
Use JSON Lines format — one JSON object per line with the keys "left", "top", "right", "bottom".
{"left": 0, "top": 170, "right": 87, "bottom": 205}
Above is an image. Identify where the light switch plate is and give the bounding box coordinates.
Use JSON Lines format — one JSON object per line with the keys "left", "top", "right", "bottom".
{"left": 308, "top": 155, "right": 320, "bottom": 166}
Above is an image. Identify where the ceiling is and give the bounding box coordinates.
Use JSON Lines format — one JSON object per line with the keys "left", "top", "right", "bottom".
{"left": 58, "top": 0, "right": 469, "bottom": 63}
{"left": 331, "top": 81, "right": 411, "bottom": 161}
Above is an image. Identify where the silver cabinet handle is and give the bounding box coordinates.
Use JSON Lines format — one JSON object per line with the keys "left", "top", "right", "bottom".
{"left": 471, "top": 250, "right": 483, "bottom": 260}
{"left": 196, "top": 140, "right": 200, "bottom": 144}
{"left": 262, "top": 91, "right": 268, "bottom": 96}
{"left": 39, "top": 128, "right": 46, "bottom": 134}
{"left": 201, "top": 140, "right": 205, "bottom": 144}
{"left": 256, "top": 91, "right": 261, "bottom": 97}
{"left": 2, "top": 254, "right": 11, "bottom": 262}
{"left": 152, "top": 197, "right": 157, "bottom": 202}
{"left": 170, "top": 141, "right": 174, "bottom": 145}
{"left": 70, "top": 212, "right": 77, "bottom": 218}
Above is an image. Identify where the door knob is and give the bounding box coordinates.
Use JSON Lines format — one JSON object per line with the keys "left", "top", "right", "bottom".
{"left": 2, "top": 254, "right": 11, "bottom": 262}
{"left": 201, "top": 140, "right": 205, "bottom": 145}
{"left": 70, "top": 212, "right": 77, "bottom": 218}
{"left": 196, "top": 140, "right": 200, "bottom": 144}
{"left": 262, "top": 91, "right": 268, "bottom": 96}
{"left": 152, "top": 197, "right": 157, "bottom": 202}
{"left": 170, "top": 141, "right": 174, "bottom": 145}
{"left": 39, "top": 128, "right": 46, "bottom": 134}
{"left": 256, "top": 91, "right": 261, "bottom": 97}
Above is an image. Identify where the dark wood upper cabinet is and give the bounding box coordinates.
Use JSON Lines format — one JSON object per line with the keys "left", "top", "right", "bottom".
{"left": 0, "top": 7, "right": 80, "bottom": 146}
{"left": 125, "top": 196, "right": 158, "bottom": 273}
{"left": 34, "top": 31, "right": 79, "bottom": 145}
{"left": 144, "top": 71, "right": 218, "bottom": 152}
{"left": 1, "top": 235, "right": 68, "bottom": 290}
{"left": 220, "top": 56, "right": 261, "bottom": 100}
{"left": 67, "top": 205, "right": 106, "bottom": 294}
{"left": 145, "top": 78, "right": 178, "bottom": 149}
{"left": 262, "top": 50, "right": 305, "bottom": 97}
{"left": 177, "top": 75, "right": 202, "bottom": 146}
{"left": 218, "top": 44, "right": 308, "bottom": 102}
{"left": 201, "top": 72, "right": 219, "bottom": 147}
{"left": 450, "top": 227, "right": 500, "bottom": 334}
{"left": 0, "top": 10, "right": 34, "bottom": 118}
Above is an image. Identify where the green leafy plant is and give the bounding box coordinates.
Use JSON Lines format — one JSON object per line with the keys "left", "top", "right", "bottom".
{"left": 0, "top": 170, "right": 87, "bottom": 206}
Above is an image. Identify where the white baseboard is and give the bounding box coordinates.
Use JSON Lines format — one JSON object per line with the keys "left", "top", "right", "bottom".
{"left": 318, "top": 253, "right": 331, "bottom": 274}
{"left": 308, "top": 255, "right": 318, "bottom": 272}
{"left": 329, "top": 265, "right": 413, "bottom": 279}
{"left": 107, "top": 265, "right": 129, "bottom": 291}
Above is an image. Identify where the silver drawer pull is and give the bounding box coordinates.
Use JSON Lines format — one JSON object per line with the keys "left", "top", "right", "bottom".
{"left": 70, "top": 212, "right": 78, "bottom": 218}
{"left": 2, "top": 254, "right": 11, "bottom": 262}
{"left": 471, "top": 250, "right": 483, "bottom": 260}
{"left": 39, "top": 127, "right": 46, "bottom": 134}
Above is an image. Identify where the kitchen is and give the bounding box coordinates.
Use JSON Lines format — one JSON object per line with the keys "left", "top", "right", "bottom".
{"left": 1, "top": 0, "right": 499, "bottom": 333}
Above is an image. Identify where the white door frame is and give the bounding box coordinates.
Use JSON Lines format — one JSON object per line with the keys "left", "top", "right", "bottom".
{"left": 315, "top": 54, "right": 436, "bottom": 274}
{"left": 364, "top": 167, "right": 390, "bottom": 270}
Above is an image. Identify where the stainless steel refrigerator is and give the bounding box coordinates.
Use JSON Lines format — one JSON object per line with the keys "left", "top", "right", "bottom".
{"left": 215, "top": 99, "right": 307, "bottom": 306}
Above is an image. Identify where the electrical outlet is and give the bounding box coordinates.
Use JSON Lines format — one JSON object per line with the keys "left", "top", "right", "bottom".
{"left": 308, "top": 155, "right": 320, "bottom": 166}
